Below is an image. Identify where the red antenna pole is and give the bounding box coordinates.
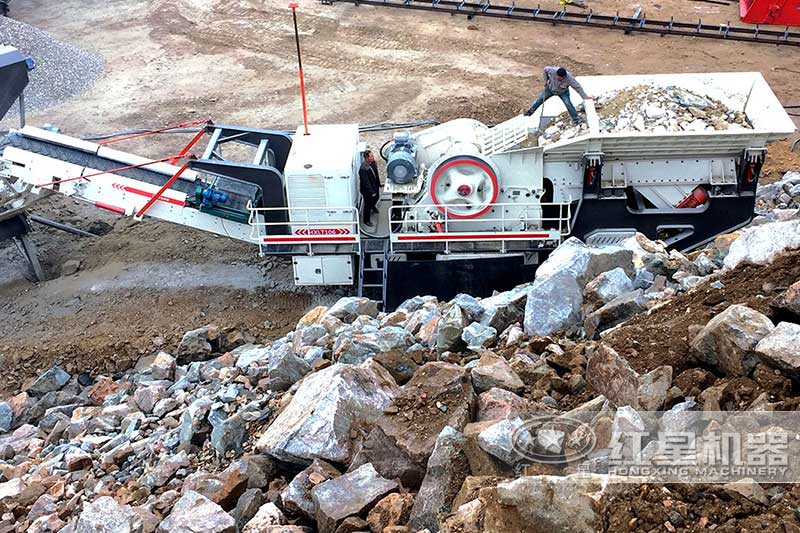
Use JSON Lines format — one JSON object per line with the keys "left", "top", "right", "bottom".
{"left": 289, "top": 3, "right": 310, "bottom": 136}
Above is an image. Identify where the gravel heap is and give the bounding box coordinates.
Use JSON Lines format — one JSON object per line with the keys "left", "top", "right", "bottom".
{"left": 539, "top": 85, "right": 752, "bottom": 145}
{"left": 0, "top": 17, "right": 104, "bottom": 122}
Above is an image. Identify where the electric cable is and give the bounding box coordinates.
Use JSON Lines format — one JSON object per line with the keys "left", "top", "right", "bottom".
{"left": 379, "top": 139, "right": 392, "bottom": 161}
{"left": 80, "top": 120, "right": 440, "bottom": 143}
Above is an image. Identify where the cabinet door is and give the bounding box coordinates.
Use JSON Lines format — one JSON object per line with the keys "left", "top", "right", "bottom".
{"left": 321, "top": 256, "right": 354, "bottom": 285}
{"left": 292, "top": 256, "right": 324, "bottom": 285}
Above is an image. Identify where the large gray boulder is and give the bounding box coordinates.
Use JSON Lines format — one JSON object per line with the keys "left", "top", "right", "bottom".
{"left": 524, "top": 238, "right": 633, "bottom": 336}
{"left": 0, "top": 402, "right": 12, "bottom": 433}
{"left": 583, "top": 267, "right": 634, "bottom": 310}
{"left": 495, "top": 474, "right": 628, "bottom": 533}
{"left": 149, "top": 351, "right": 176, "bottom": 381}
{"left": 524, "top": 269, "right": 583, "bottom": 338}
{"left": 210, "top": 410, "right": 249, "bottom": 458}
{"left": 349, "top": 425, "right": 427, "bottom": 490}
{"left": 723, "top": 219, "right": 800, "bottom": 269}
{"left": 408, "top": 426, "right": 470, "bottom": 533}
{"left": 312, "top": 463, "right": 398, "bottom": 533}
{"left": 333, "top": 327, "right": 415, "bottom": 364}
{"left": 584, "top": 289, "right": 648, "bottom": 340}
{"left": 179, "top": 397, "right": 214, "bottom": 445}
{"left": 157, "top": 491, "right": 235, "bottom": 533}
{"left": 462, "top": 322, "right": 497, "bottom": 351}
{"left": 293, "top": 324, "right": 328, "bottom": 355}
{"left": 397, "top": 295, "right": 438, "bottom": 314}
{"left": 177, "top": 325, "right": 217, "bottom": 357}
{"left": 755, "top": 322, "right": 800, "bottom": 379}
{"left": 690, "top": 304, "right": 774, "bottom": 376}
{"left": 235, "top": 345, "right": 271, "bottom": 369}
{"left": 256, "top": 360, "right": 398, "bottom": 464}
{"left": 536, "top": 238, "right": 634, "bottom": 283}
{"left": 74, "top": 496, "right": 142, "bottom": 533}
{"left": 436, "top": 304, "right": 468, "bottom": 353}
{"left": 267, "top": 344, "right": 312, "bottom": 391}
{"left": 241, "top": 503, "right": 286, "bottom": 532}
{"left": 478, "top": 286, "right": 529, "bottom": 332}
{"left": 453, "top": 293, "right": 485, "bottom": 322}
{"left": 723, "top": 478, "right": 769, "bottom": 505}
{"left": 325, "top": 297, "right": 380, "bottom": 323}
{"left": 477, "top": 417, "right": 533, "bottom": 466}
{"left": 133, "top": 383, "right": 168, "bottom": 414}
{"left": 281, "top": 459, "right": 342, "bottom": 519}
{"left": 27, "top": 366, "right": 71, "bottom": 397}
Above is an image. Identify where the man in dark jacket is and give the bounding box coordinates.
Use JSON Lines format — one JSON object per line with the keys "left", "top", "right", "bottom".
{"left": 359, "top": 150, "right": 381, "bottom": 226}
{"left": 524, "top": 66, "right": 592, "bottom": 125}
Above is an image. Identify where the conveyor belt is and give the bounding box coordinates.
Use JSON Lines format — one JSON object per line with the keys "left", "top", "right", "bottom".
{"left": 323, "top": 0, "right": 800, "bottom": 47}
{"left": 0, "top": 133, "right": 258, "bottom": 212}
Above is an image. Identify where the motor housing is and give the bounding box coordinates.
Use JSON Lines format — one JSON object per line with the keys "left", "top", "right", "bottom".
{"left": 386, "top": 131, "right": 418, "bottom": 185}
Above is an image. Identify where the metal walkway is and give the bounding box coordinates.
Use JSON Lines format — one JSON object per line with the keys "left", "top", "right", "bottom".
{"left": 322, "top": 0, "right": 800, "bottom": 47}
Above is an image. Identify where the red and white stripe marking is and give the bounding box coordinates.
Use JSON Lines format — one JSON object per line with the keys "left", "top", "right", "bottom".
{"left": 394, "top": 232, "right": 556, "bottom": 242}
{"left": 263, "top": 235, "right": 358, "bottom": 243}
{"left": 112, "top": 182, "right": 184, "bottom": 206}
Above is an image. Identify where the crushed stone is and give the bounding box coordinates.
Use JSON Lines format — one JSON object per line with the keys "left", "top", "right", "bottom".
{"left": 0, "top": 17, "right": 104, "bottom": 121}
{"left": 538, "top": 85, "right": 752, "bottom": 146}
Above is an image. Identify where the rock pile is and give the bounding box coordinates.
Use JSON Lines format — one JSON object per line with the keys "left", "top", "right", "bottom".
{"left": 2, "top": 197, "right": 800, "bottom": 532}
{"left": 0, "top": 17, "right": 104, "bottom": 122}
{"left": 538, "top": 84, "right": 752, "bottom": 145}
{"left": 757, "top": 171, "right": 800, "bottom": 212}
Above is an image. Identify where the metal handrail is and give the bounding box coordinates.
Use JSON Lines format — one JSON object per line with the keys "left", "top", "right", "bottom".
{"left": 246, "top": 203, "right": 361, "bottom": 256}
{"left": 389, "top": 201, "right": 572, "bottom": 253}
{"left": 481, "top": 115, "right": 531, "bottom": 155}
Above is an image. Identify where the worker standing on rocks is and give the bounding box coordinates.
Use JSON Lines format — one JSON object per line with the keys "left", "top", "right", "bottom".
{"left": 359, "top": 150, "right": 381, "bottom": 226}
{"left": 524, "top": 66, "right": 592, "bottom": 125}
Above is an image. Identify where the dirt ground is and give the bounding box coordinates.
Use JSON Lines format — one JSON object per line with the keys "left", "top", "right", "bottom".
{"left": 602, "top": 249, "right": 800, "bottom": 377}
{"left": 1, "top": 0, "right": 799, "bottom": 389}
{"left": 604, "top": 483, "right": 800, "bottom": 532}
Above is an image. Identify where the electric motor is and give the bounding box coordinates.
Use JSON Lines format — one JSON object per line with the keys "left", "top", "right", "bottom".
{"left": 386, "top": 132, "right": 418, "bottom": 185}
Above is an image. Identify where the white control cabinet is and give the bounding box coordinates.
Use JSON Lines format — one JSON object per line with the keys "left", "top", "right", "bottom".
{"left": 292, "top": 255, "right": 354, "bottom": 285}
{"left": 283, "top": 124, "right": 361, "bottom": 236}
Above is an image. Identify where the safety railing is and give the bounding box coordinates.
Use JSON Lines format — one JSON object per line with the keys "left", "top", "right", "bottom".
{"left": 480, "top": 115, "right": 533, "bottom": 155}
{"left": 388, "top": 201, "right": 572, "bottom": 254}
{"left": 247, "top": 204, "right": 361, "bottom": 256}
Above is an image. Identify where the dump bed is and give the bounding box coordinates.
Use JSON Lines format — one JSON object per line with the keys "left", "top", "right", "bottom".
{"left": 533, "top": 72, "right": 795, "bottom": 160}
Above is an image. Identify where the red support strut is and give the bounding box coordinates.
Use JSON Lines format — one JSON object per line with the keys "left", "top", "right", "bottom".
{"left": 134, "top": 163, "right": 191, "bottom": 219}
{"left": 169, "top": 126, "right": 208, "bottom": 165}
